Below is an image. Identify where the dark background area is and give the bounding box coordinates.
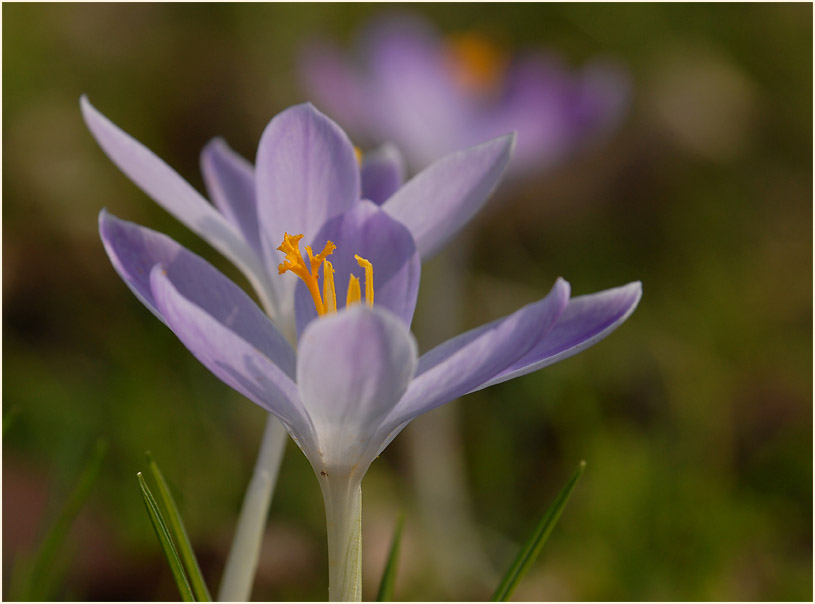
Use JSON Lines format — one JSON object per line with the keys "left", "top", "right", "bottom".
{"left": 3, "top": 3, "right": 812, "bottom": 601}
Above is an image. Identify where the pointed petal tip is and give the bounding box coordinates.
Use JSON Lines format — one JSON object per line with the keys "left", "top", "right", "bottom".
{"left": 623, "top": 280, "right": 643, "bottom": 311}
{"left": 477, "top": 131, "right": 517, "bottom": 155}
{"left": 98, "top": 206, "right": 123, "bottom": 234}
{"left": 553, "top": 276, "right": 571, "bottom": 303}
{"left": 615, "top": 280, "right": 643, "bottom": 304}
{"left": 202, "top": 136, "right": 228, "bottom": 154}
{"left": 98, "top": 208, "right": 133, "bottom": 237}
{"left": 79, "top": 94, "right": 102, "bottom": 126}
{"left": 507, "top": 130, "right": 518, "bottom": 154}
{"left": 97, "top": 207, "right": 113, "bottom": 235}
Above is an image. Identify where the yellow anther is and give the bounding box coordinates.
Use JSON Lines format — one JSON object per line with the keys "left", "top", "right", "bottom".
{"left": 323, "top": 259, "right": 337, "bottom": 314}
{"left": 346, "top": 274, "right": 362, "bottom": 307}
{"left": 277, "top": 234, "right": 376, "bottom": 317}
{"left": 353, "top": 146, "right": 363, "bottom": 166}
{"left": 277, "top": 233, "right": 335, "bottom": 316}
{"left": 355, "top": 255, "right": 374, "bottom": 307}
{"left": 446, "top": 33, "right": 506, "bottom": 94}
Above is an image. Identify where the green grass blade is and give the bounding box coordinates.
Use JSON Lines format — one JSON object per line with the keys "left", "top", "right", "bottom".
{"left": 146, "top": 452, "right": 212, "bottom": 602}
{"left": 137, "top": 472, "right": 195, "bottom": 602}
{"left": 490, "top": 460, "right": 587, "bottom": 602}
{"left": 22, "top": 439, "right": 108, "bottom": 600}
{"left": 376, "top": 514, "right": 405, "bottom": 601}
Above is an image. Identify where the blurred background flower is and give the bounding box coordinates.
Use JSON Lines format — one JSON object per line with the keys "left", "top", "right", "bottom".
{"left": 300, "top": 12, "right": 630, "bottom": 177}
{"left": 3, "top": 3, "right": 811, "bottom": 601}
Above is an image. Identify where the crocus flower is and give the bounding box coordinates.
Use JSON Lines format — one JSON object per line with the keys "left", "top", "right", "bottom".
{"left": 88, "top": 98, "right": 640, "bottom": 600}
{"left": 300, "top": 13, "right": 630, "bottom": 176}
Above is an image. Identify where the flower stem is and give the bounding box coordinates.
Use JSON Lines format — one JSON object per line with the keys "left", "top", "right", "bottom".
{"left": 217, "top": 414, "right": 287, "bottom": 601}
{"left": 321, "top": 472, "right": 363, "bottom": 601}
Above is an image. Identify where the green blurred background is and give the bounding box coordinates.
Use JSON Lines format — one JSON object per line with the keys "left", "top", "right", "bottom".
{"left": 3, "top": 3, "right": 812, "bottom": 601}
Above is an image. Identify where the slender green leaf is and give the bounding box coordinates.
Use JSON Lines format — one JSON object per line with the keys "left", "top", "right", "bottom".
{"left": 491, "top": 460, "right": 587, "bottom": 602}
{"left": 376, "top": 514, "right": 405, "bottom": 601}
{"left": 137, "top": 472, "right": 195, "bottom": 602}
{"left": 22, "top": 439, "right": 108, "bottom": 601}
{"left": 146, "top": 452, "right": 212, "bottom": 602}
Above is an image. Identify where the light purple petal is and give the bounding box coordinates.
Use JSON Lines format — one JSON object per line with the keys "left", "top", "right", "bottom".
{"left": 255, "top": 102, "right": 360, "bottom": 259}
{"left": 297, "top": 304, "right": 417, "bottom": 469}
{"left": 476, "top": 281, "right": 642, "bottom": 390}
{"left": 149, "top": 266, "right": 311, "bottom": 442}
{"left": 385, "top": 278, "right": 571, "bottom": 428}
{"left": 254, "top": 103, "right": 361, "bottom": 324}
{"left": 80, "top": 97, "right": 264, "bottom": 293}
{"left": 99, "top": 210, "right": 296, "bottom": 381}
{"left": 382, "top": 133, "right": 515, "bottom": 258}
{"left": 200, "top": 138, "right": 262, "bottom": 256}
{"left": 360, "top": 143, "right": 406, "bottom": 205}
{"left": 293, "top": 201, "right": 421, "bottom": 336}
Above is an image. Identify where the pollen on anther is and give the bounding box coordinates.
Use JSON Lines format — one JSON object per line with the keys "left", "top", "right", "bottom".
{"left": 277, "top": 232, "right": 336, "bottom": 316}
{"left": 354, "top": 255, "right": 374, "bottom": 307}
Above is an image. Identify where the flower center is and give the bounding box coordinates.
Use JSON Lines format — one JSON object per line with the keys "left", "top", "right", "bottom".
{"left": 446, "top": 33, "right": 506, "bottom": 94}
{"left": 277, "top": 232, "right": 373, "bottom": 316}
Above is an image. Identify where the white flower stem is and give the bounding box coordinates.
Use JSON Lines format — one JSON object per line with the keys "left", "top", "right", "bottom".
{"left": 320, "top": 472, "right": 363, "bottom": 601}
{"left": 217, "top": 414, "right": 288, "bottom": 601}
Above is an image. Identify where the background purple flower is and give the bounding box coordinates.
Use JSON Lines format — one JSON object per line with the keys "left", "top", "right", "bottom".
{"left": 301, "top": 13, "right": 630, "bottom": 176}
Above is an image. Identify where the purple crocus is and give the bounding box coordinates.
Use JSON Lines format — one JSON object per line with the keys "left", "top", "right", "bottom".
{"left": 300, "top": 13, "right": 630, "bottom": 176}
{"left": 87, "top": 99, "right": 640, "bottom": 600}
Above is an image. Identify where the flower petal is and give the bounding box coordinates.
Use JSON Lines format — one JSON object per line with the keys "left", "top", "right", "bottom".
{"left": 254, "top": 103, "right": 361, "bottom": 325}
{"left": 200, "top": 137, "right": 262, "bottom": 256}
{"left": 149, "top": 265, "right": 311, "bottom": 442}
{"left": 381, "top": 133, "right": 515, "bottom": 258}
{"left": 293, "top": 201, "right": 421, "bottom": 336}
{"left": 255, "top": 102, "right": 360, "bottom": 257}
{"left": 99, "top": 210, "right": 296, "bottom": 381}
{"left": 476, "top": 281, "right": 642, "bottom": 390}
{"left": 297, "top": 305, "right": 417, "bottom": 470}
{"left": 80, "top": 97, "right": 269, "bottom": 305}
{"left": 385, "top": 278, "right": 570, "bottom": 428}
{"left": 360, "top": 143, "right": 406, "bottom": 205}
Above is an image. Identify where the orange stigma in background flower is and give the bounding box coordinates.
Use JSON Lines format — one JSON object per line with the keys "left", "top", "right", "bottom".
{"left": 277, "top": 233, "right": 373, "bottom": 315}
{"left": 446, "top": 33, "right": 507, "bottom": 94}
